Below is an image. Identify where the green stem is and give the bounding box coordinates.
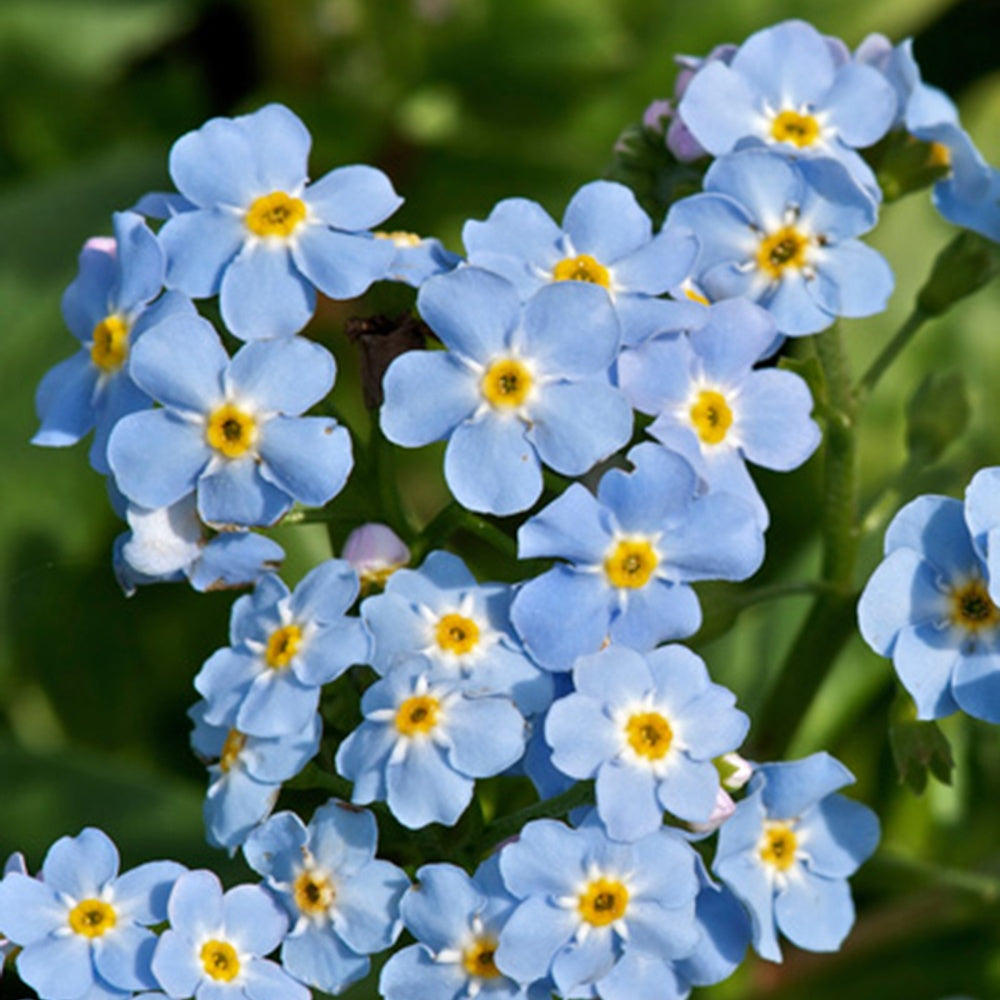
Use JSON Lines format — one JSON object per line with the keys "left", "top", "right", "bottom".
{"left": 873, "top": 849, "right": 1000, "bottom": 904}
{"left": 410, "top": 502, "right": 519, "bottom": 564}
{"left": 753, "top": 326, "right": 860, "bottom": 758}
{"left": 858, "top": 307, "right": 929, "bottom": 398}
{"left": 481, "top": 782, "right": 595, "bottom": 850}
{"left": 369, "top": 423, "right": 412, "bottom": 538}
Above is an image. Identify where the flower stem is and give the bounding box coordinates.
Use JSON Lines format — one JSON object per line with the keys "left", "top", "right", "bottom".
{"left": 481, "top": 781, "right": 595, "bottom": 851}
{"left": 857, "top": 307, "right": 928, "bottom": 398}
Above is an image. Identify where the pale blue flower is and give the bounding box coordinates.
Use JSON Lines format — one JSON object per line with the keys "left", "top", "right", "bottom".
{"left": 159, "top": 103, "right": 401, "bottom": 339}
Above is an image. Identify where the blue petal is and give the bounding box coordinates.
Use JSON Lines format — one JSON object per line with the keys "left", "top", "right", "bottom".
{"left": 678, "top": 61, "right": 762, "bottom": 155}
{"left": 17, "top": 935, "right": 94, "bottom": 999}
{"left": 386, "top": 740, "right": 472, "bottom": 828}
{"left": 189, "top": 531, "right": 284, "bottom": 592}
{"left": 562, "top": 180, "right": 652, "bottom": 263}
{"left": 616, "top": 336, "right": 691, "bottom": 416}
{"left": 444, "top": 415, "right": 542, "bottom": 516}
{"left": 242, "top": 810, "right": 307, "bottom": 882}
{"left": 290, "top": 558, "right": 360, "bottom": 621}
{"left": 613, "top": 227, "right": 698, "bottom": 295}
{"left": 197, "top": 457, "right": 292, "bottom": 528}
{"left": 220, "top": 243, "right": 315, "bottom": 340}
{"left": 237, "top": 672, "right": 319, "bottom": 737}
{"left": 243, "top": 959, "right": 311, "bottom": 1000}
{"left": 0, "top": 873, "right": 64, "bottom": 942}
{"left": 712, "top": 852, "right": 780, "bottom": 962}
{"left": 445, "top": 697, "right": 526, "bottom": 777}
{"left": 598, "top": 951, "right": 684, "bottom": 1000}
{"left": 463, "top": 198, "right": 563, "bottom": 281}
{"left": 704, "top": 150, "right": 804, "bottom": 231}
{"left": 656, "top": 757, "right": 721, "bottom": 823}
{"left": 89, "top": 371, "right": 151, "bottom": 475}
{"left": 546, "top": 694, "right": 618, "bottom": 779}
{"left": 43, "top": 826, "right": 119, "bottom": 897}
{"left": 952, "top": 648, "right": 1000, "bottom": 723}
{"left": 160, "top": 209, "right": 246, "bottom": 298}
{"left": 884, "top": 495, "right": 978, "bottom": 576}
{"left": 222, "top": 883, "right": 288, "bottom": 955}
{"left": 335, "top": 724, "right": 395, "bottom": 804}
{"left": 596, "top": 759, "right": 663, "bottom": 841}
{"left": 550, "top": 928, "right": 617, "bottom": 996}
{"left": 823, "top": 63, "right": 896, "bottom": 147}
{"left": 610, "top": 579, "right": 703, "bottom": 647}
{"left": 127, "top": 313, "right": 228, "bottom": 413}
{"left": 494, "top": 896, "right": 577, "bottom": 983}
{"left": 736, "top": 368, "right": 822, "bottom": 470}
{"left": 499, "top": 819, "right": 586, "bottom": 898}
{"left": 292, "top": 227, "right": 395, "bottom": 299}
{"left": 762, "top": 270, "right": 833, "bottom": 336}
{"left": 169, "top": 116, "right": 259, "bottom": 208}
{"left": 510, "top": 569, "right": 611, "bottom": 671}
{"left": 800, "top": 795, "right": 880, "bottom": 878}
{"left": 810, "top": 241, "right": 893, "bottom": 319}
{"left": 623, "top": 897, "right": 700, "bottom": 959}
{"left": 151, "top": 928, "right": 203, "bottom": 998}
{"left": 519, "top": 281, "right": 619, "bottom": 376}
{"left": 380, "top": 945, "right": 465, "bottom": 1000}
{"left": 112, "top": 212, "right": 165, "bottom": 313}
{"left": 32, "top": 351, "right": 98, "bottom": 447}
{"left": 380, "top": 350, "right": 479, "bottom": 447}
{"left": 309, "top": 799, "right": 378, "bottom": 877}
{"left": 283, "top": 923, "right": 370, "bottom": 995}
{"left": 258, "top": 416, "right": 353, "bottom": 508}
{"left": 598, "top": 443, "right": 698, "bottom": 534}
{"left": 676, "top": 880, "right": 751, "bottom": 987}
{"left": 964, "top": 466, "right": 1000, "bottom": 555}
{"left": 94, "top": 923, "right": 159, "bottom": 991}
{"left": 113, "top": 859, "right": 186, "bottom": 923}
{"left": 774, "top": 871, "right": 854, "bottom": 953}
{"left": 297, "top": 620, "right": 369, "bottom": 686}
{"left": 666, "top": 194, "right": 755, "bottom": 274}
{"left": 166, "top": 869, "right": 224, "bottom": 937}
{"left": 235, "top": 103, "right": 311, "bottom": 191}
{"left": 62, "top": 240, "right": 117, "bottom": 341}
{"left": 333, "top": 859, "right": 409, "bottom": 953}
{"left": 690, "top": 298, "right": 777, "bottom": 378}
{"left": 730, "top": 20, "right": 835, "bottom": 108}
{"left": 516, "top": 484, "right": 609, "bottom": 563}
{"left": 759, "top": 753, "right": 854, "bottom": 819}
{"left": 305, "top": 164, "right": 403, "bottom": 230}
{"left": 527, "top": 380, "right": 632, "bottom": 476}
{"left": 417, "top": 267, "right": 521, "bottom": 361}
{"left": 226, "top": 338, "right": 334, "bottom": 415}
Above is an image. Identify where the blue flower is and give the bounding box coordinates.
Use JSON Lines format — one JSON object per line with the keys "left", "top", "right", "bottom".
{"left": 189, "top": 702, "right": 321, "bottom": 852}
{"left": 107, "top": 311, "right": 352, "bottom": 528}
{"left": 619, "top": 298, "right": 821, "bottom": 528}
{"left": 243, "top": 800, "right": 409, "bottom": 995}
{"left": 376, "top": 230, "right": 463, "bottom": 287}
{"left": 858, "top": 482, "right": 1000, "bottom": 722}
{"left": 380, "top": 267, "right": 632, "bottom": 515}
{"left": 195, "top": 560, "right": 369, "bottom": 737}
{"left": 0, "top": 827, "right": 183, "bottom": 999}
{"left": 158, "top": 103, "right": 401, "bottom": 339}
{"left": 32, "top": 213, "right": 194, "bottom": 473}
{"left": 510, "top": 442, "right": 764, "bottom": 671}
{"left": 113, "top": 493, "right": 284, "bottom": 595}
{"left": 545, "top": 644, "right": 749, "bottom": 840}
{"left": 462, "top": 180, "right": 697, "bottom": 337}
{"left": 335, "top": 662, "right": 527, "bottom": 829}
{"left": 361, "top": 550, "right": 552, "bottom": 714}
{"left": 712, "top": 753, "right": 879, "bottom": 962}
{"left": 151, "top": 870, "right": 308, "bottom": 1000}
{"left": 380, "top": 858, "right": 547, "bottom": 1000}
{"left": 667, "top": 148, "right": 894, "bottom": 335}
{"left": 495, "top": 819, "right": 700, "bottom": 997}
{"left": 677, "top": 19, "right": 896, "bottom": 199}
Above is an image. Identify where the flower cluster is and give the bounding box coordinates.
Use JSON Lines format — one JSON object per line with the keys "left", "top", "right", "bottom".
{"left": 22, "top": 11, "right": 1000, "bottom": 1000}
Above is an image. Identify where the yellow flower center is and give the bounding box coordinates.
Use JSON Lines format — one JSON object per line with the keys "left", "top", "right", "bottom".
{"left": 462, "top": 936, "right": 503, "bottom": 980}
{"left": 578, "top": 877, "right": 629, "bottom": 926}
{"left": 683, "top": 285, "right": 710, "bottom": 306}
{"left": 552, "top": 254, "right": 611, "bottom": 288}
{"left": 293, "top": 868, "right": 336, "bottom": 916}
{"left": 265, "top": 624, "right": 303, "bottom": 669}
{"left": 948, "top": 579, "right": 1000, "bottom": 633}
{"left": 927, "top": 141, "right": 952, "bottom": 168}
{"left": 90, "top": 314, "right": 130, "bottom": 373}
{"left": 625, "top": 711, "right": 673, "bottom": 761}
{"left": 219, "top": 728, "right": 247, "bottom": 773}
{"left": 200, "top": 940, "right": 240, "bottom": 982}
{"left": 395, "top": 694, "right": 441, "bottom": 737}
{"left": 603, "top": 538, "right": 658, "bottom": 589}
{"left": 205, "top": 403, "right": 258, "bottom": 459}
{"left": 244, "top": 191, "right": 307, "bottom": 238}
{"left": 759, "top": 822, "right": 798, "bottom": 871}
{"left": 689, "top": 389, "right": 733, "bottom": 445}
{"left": 481, "top": 358, "right": 533, "bottom": 409}
{"left": 770, "top": 110, "right": 821, "bottom": 148}
{"left": 375, "top": 230, "right": 423, "bottom": 248}
{"left": 435, "top": 613, "right": 480, "bottom": 655}
{"left": 68, "top": 899, "right": 117, "bottom": 937}
{"left": 756, "top": 225, "right": 811, "bottom": 279}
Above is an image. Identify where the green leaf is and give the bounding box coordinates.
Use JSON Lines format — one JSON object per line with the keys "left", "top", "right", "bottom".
{"left": 904, "top": 370, "right": 971, "bottom": 463}
{"left": 889, "top": 691, "right": 955, "bottom": 794}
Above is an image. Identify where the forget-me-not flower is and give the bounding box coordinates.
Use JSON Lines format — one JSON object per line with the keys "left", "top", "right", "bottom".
{"left": 243, "top": 800, "right": 409, "bottom": 995}
{"left": 152, "top": 870, "right": 308, "bottom": 1000}
{"left": 195, "top": 560, "right": 369, "bottom": 737}
{"left": 380, "top": 267, "right": 632, "bottom": 515}
{"left": 361, "top": 550, "right": 552, "bottom": 714}
{"left": 678, "top": 19, "right": 896, "bottom": 199}
{"left": 0, "top": 827, "right": 183, "bottom": 999}
{"left": 858, "top": 481, "right": 1000, "bottom": 722}
{"left": 33, "top": 213, "right": 194, "bottom": 474}
{"left": 510, "top": 443, "right": 764, "bottom": 671}
{"left": 495, "top": 819, "right": 700, "bottom": 998}
{"left": 667, "top": 148, "right": 894, "bottom": 335}
{"left": 158, "top": 103, "right": 401, "bottom": 339}
{"left": 713, "top": 753, "right": 879, "bottom": 962}
{"left": 335, "top": 662, "right": 527, "bottom": 829}
{"left": 108, "top": 311, "right": 352, "bottom": 528}
{"left": 545, "top": 645, "right": 749, "bottom": 840}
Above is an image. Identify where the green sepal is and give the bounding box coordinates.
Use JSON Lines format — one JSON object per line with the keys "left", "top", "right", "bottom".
{"left": 916, "top": 231, "right": 1000, "bottom": 318}
{"left": 868, "top": 130, "right": 952, "bottom": 203}
{"left": 904, "top": 371, "right": 970, "bottom": 464}
{"left": 889, "top": 690, "right": 955, "bottom": 794}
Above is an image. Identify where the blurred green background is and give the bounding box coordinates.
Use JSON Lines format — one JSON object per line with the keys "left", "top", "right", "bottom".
{"left": 1, "top": 0, "right": 999, "bottom": 997}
